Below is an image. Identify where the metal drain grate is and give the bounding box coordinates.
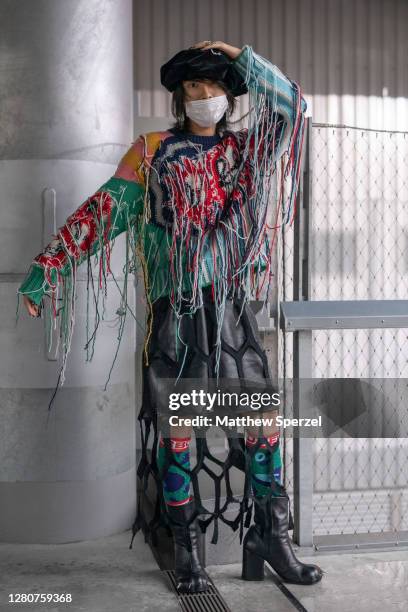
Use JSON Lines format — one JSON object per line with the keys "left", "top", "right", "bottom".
{"left": 164, "top": 569, "right": 232, "bottom": 612}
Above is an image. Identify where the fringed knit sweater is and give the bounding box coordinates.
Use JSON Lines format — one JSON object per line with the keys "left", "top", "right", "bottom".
{"left": 17, "top": 44, "right": 307, "bottom": 388}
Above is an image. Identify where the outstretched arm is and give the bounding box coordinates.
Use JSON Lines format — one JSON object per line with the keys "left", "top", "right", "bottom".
{"left": 231, "top": 44, "right": 307, "bottom": 160}
{"left": 17, "top": 135, "right": 151, "bottom": 391}
{"left": 18, "top": 136, "right": 147, "bottom": 311}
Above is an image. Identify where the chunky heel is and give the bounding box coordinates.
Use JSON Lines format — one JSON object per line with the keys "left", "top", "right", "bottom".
{"left": 247, "top": 496, "right": 323, "bottom": 585}
{"left": 242, "top": 547, "right": 265, "bottom": 581}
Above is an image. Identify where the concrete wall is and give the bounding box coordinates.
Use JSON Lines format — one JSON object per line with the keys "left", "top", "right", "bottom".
{"left": 1, "top": 0, "right": 136, "bottom": 544}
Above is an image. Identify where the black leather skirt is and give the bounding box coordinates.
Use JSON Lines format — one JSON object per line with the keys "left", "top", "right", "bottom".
{"left": 131, "top": 287, "right": 284, "bottom": 550}
{"left": 139, "top": 286, "right": 277, "bottom": 419}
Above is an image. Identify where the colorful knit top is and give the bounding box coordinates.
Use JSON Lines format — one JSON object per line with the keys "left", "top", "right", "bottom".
{"left": 17, "top": 44, "right": 307, "bottom": 388}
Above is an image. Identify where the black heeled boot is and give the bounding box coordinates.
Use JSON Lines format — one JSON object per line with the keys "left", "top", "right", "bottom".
{"left": 242, "top": 494, "right": 323, "bottom": 585}
{"left": 167, "top": 500, "right": 209, "bottom": 594}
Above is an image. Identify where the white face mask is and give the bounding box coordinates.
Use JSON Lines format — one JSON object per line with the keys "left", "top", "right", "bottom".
{"left": 184, "top": 94, "right": 229, "bottom": 128}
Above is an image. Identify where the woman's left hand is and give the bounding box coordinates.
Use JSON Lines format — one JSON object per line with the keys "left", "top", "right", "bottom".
{"left": 189, "top": 41, "right": 243, "bottom": 61}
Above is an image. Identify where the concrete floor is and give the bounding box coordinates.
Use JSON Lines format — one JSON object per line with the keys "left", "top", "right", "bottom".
{"left": 0, "top": 531, "right": 179, "bottom": 612}
{"left": 210, "top": 549, "right": 408, "bottom": 612}
{"left": 1, "top": 530, "right": 408, "bottom": 612}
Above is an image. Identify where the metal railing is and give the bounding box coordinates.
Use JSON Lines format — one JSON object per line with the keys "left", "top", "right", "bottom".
{"left": 279, "top": 118, "right": 408, "bottom": 551}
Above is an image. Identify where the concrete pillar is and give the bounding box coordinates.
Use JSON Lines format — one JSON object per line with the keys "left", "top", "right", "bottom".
{"left": 0, "top": 0, "right": 135, "bottom": 543}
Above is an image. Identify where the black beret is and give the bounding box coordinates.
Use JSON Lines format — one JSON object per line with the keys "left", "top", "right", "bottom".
{"left": 160, "top": 47, "right": 248, "bottom": 97}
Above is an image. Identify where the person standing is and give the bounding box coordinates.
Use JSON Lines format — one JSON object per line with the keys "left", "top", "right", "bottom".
{"left": 19, "top": 40, "right": 323, "bottom": 593}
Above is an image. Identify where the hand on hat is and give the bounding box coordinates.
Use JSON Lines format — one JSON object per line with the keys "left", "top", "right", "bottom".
{"left": 160, "top": 43, "right": 248, "bottom": 95}
{"left": 189, "top": 41, "right": 243, "bottom": 61}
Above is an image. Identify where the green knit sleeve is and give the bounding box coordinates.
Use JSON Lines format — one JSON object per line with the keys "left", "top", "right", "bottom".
{"left": 18, "top": 264, "right": 49, "bottom": 306}
{"left": 16, "top": 134, "right": 155, "bottom": 396}
{"left": 17, "top": 176, "right": 145, "bottom": 307}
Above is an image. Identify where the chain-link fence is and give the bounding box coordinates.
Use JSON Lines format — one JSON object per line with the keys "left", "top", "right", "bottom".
{"left": 279, "top": 121, "right": 408, "bottom": 543}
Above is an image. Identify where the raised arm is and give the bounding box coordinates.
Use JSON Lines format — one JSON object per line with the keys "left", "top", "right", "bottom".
{"left": 189, "top": 41, "right": 307, "bottom": 222}
{"left": 231, "top": 44, "right": 307, "bottom": 161}
{"left": 230, "top": 45, "right": 308, "bottom": 293}
{"left": 189, "top": 41, "right": 308, "bottom": 302}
